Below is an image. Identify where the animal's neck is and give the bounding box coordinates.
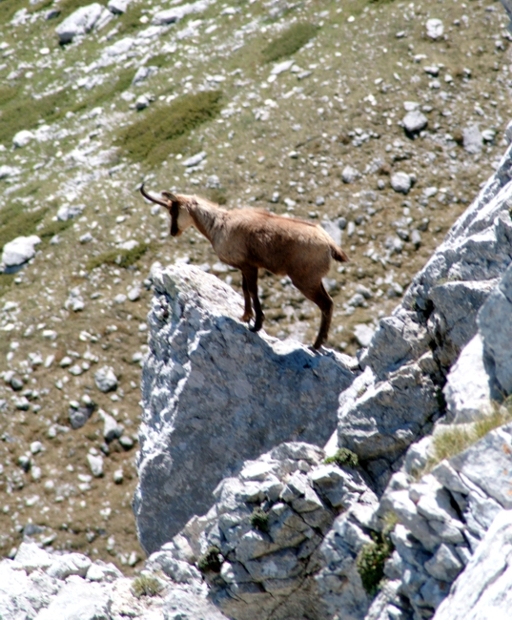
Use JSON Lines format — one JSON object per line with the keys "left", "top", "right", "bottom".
{"left": 189, "top": 199, "right": 224, "bottom": 243}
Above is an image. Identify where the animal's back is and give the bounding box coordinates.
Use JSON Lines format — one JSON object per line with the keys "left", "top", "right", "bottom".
{"left": 227, "top": 209, "right": 342, "bottom": 276}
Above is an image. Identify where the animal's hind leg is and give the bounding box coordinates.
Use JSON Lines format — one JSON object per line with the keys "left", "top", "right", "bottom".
{"left": 240, "top": 273, "right": 253, "bottom": 323}
{"left": 243, "top": 267, "right": 264, "bottom": 332}
{"left": 293, "top": 279, "right": 333, "bottom": 349}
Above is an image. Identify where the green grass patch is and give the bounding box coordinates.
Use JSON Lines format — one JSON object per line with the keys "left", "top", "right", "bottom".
{"left": 0, "top": 273, "right": 15, "bottom": 298}
{"left": 205, "top": 187, "right": 228, "bottom": 206}
{"left": 117, "top": 5, "right": 146, "bottom": 35}
{"left": 0, "top": 0, "right": 23, "bottom": 22}
{"left": 324, "top": 448, "right": 359, "bottom": 468}
{"left": 0, "top": 204, "right": 48, "bottom": 251}
{"left": 115, "top": 90, "right": 223, "bottom": 167}
{"left": 262, "top": 22, "right": 319, "bottom": 63}
{"left": 85, "top": 242, "right": 150, "bottom": 271}
{"left": 357, "top": 530, "right": 394, "bottom": 597}
{"left": 0, "top": 68, "right": 134, "bottom": 146}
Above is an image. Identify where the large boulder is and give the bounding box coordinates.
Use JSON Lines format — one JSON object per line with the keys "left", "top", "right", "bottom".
{"left": 135, "top": 263, "right": 356, "bottom": 554}
{"left": 1, "top": 235, "right": 41, "bottom": 270}
{"left": 55, "top": 3, "right": 103, "bottom": 44}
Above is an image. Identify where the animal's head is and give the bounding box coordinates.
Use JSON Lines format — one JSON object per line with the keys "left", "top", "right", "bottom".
{"left": 139, "top": 184, "right": 194, "bottom": 237}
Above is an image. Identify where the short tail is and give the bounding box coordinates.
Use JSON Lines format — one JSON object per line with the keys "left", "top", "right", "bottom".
{"left": 331, "top": 244, "right": 350, "bottom": 263}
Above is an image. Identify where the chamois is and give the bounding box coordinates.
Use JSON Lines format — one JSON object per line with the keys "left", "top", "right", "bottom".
{"left": 140, "top": 185, "right": 349, "bottom": 349}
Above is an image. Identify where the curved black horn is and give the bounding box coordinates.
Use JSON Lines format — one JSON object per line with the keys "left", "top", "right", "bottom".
{"left": 140, "top": 183, "right": 169, "bottom": 209}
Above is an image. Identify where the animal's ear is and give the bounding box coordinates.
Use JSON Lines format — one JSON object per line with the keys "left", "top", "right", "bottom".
{"left": 161, "top": 191, "right": 178, "bottom": 202}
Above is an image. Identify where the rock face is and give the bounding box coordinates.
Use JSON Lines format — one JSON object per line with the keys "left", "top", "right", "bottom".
{"left": 135, "top": 263, "right": 356, "bottom": 554}
{"left": 150, "top": 442, "right": 376, "bottom": 620}
{"left": 432, "top": 510, "right": 512, "bottom": 620}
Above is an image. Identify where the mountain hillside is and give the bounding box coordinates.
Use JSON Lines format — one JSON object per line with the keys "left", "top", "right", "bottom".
{"left": 0, "top": 0, "right": 510, "bottom": 572}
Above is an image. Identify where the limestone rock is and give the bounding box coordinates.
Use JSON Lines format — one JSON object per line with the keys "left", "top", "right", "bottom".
{"left": 55, "top": 3, "right": 103, "bottom": 43}
{"left": 390, "top": 171, "right": 412, "bottom": 194}
{"left": 94, "top": 366, "right": 118, "bottom": 393}
{"left": 433, "top": 510, "right": 512, "bottom": 620}
{"left": 135, "top": 264, "right": 356, "bottom": 553}
{"left": 1, "top": 235, "right": 41, "bottom": 269}
{"left": 403, "top": 110, "right": 428, "bottom": 136}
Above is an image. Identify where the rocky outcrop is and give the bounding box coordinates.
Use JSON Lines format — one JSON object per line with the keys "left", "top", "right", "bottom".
{"left": 134, "top": 263, "right": 356, "bottom": 554}
{"left": 147, "top": 441, "right": 376, "bottom": 620}
{"left": 0, "top": 541, "right": 226, "bottom": 620}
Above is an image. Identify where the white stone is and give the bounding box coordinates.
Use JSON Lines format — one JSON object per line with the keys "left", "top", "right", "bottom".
{"left": 12, "top": 130, "right": 35, "bottom": 148}
{"left": 182, "top": 151, "right": 207, "bottom": 167}
{"left": 94, "top": 366, "right": 118, "bottom": 393}
{"left": 1, "top": 236, "right": 41, "bottom": 268}
{"left": 87, "top": 452, "right": 104, "bottom": 477}
{"left": 107, "top": 0, "right": 131, "bottom": 14}
{"left": 390, "top": 171, "right": 412, "bottom": 194}
{"left": 426, "top": 18, "right": 444, "bottom": 40}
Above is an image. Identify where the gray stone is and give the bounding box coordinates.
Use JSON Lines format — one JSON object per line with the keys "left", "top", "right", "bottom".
{"left": 14, "top": 542, "right": 52, "bottom": 572}
{"left": 107, "top": 0, "right": 131, "bottom": 14}
{"left": 341, "top": 165, "right": 360, "bottom": 184}
{"left": 35, "top": 579, "right": 110, "bottom": 620}
{"left": 47, "top": 553, "right": 92, "bottom": 579}
{"left": 69, "top": 402, "right": 95, "bottom": 429}
{"left": 1, "top": 235, "right": 41, "bottom": 268}
{"left": 87, "top": 452, "right": 104, "bottom": 477}
{"left": 135, "top": 264, "right": 355, "bottom": 553}
{"left": 337, "top": 363, "right": 439, "bottom": 467}
{"left": 403, "top": 110, "right": 428, "bottom": 135}
{"left": 390, "top": 172, "right": 412, "bottom": 194}
{"left": 443, "top": 334, "right": 492, "bottom": 423}
{"left": 463, "top": 125, "right": 483, "bottom": 154}
{"left": 94, "top": 366, "right": 118, "bottom": 393}
{"left": 55, "top": 3, "right": 103, "bottom": 43}
{"left": 427, "top": 279, "right": 496, "bottom": 369}
{"left": 424, "top": 544, "right": 463, "bottom": 582}
{"left": 353, "top": 324, "right": 375, "bottom": 348}
{"left": 99, "top": 410, "right": 123, "bottom": 442}
{"left": 450, "top": 424, "right": 512, "bottom": 509}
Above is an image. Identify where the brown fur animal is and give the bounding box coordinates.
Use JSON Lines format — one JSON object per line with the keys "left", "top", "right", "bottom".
{"left": 140, "top": 185, "right": 349, "bottom": 349}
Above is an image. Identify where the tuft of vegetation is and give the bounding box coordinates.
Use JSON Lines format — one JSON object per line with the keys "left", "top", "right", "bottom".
{"left": 324, "top": 448, "right": 359, "bottom": 468}
{"left": 262, "top": 22, "right": 319, "bottom": 63}
{"left": 357, "top": 530, "right": 394, "bottom": 597}
{"left": 116, "top": 90, "right": 223, "bottom": 167}
{"left": 86, "top": 242, "right": 150, "bottom": 271}
{"left": 197, "top": 546, "right": 223, "bottom": 573}
{"left": 0, "top": 0, "right": 22, "bottom": 22}
{"left": 424, "top": 403, "right": 512, "bottom": 473}
{"left": 0, "top": 204, "right": 47, "bottom": 251}
{"left": 131, "top": 574, "right": 163, "bottom": 598}
{"left": 250, "top": 507, "right": 269, "bottom": 533}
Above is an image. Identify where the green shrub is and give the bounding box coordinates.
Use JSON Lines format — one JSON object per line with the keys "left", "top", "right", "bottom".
{"left": 357, "top": 531, "right": 394, "bottom": 596}
{"left": 250, "top": 507, "right": 269, "bottom": 533}
{"left": 324, "top": 448, "right": 359, "bottom": 468}
{"left": 0, "top": 204, "right": 47, "bottom": 251}
{"left": 116, "top": 90, "right": 223, "bottom": 167}
{"left": 206, "top": 187, "right": 228, "bottom": 206}
{"left": 262, "top": 23, "right": 319, "bottom": 63}
{"left": 131, "top": 574, "right": 162, "bottom": 598}
{"left": 197, "top": 546, "right": 223, "bottom": 573}
{"left": 86, "top": 242, "right": 150, "bottom": 271}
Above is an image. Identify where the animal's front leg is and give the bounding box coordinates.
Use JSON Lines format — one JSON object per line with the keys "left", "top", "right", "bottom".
{"left": 240, "top": 273, "right": 253, "bottom": 322}
{"left": 244, "top": 267, "right": 264, "bottom": 332}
